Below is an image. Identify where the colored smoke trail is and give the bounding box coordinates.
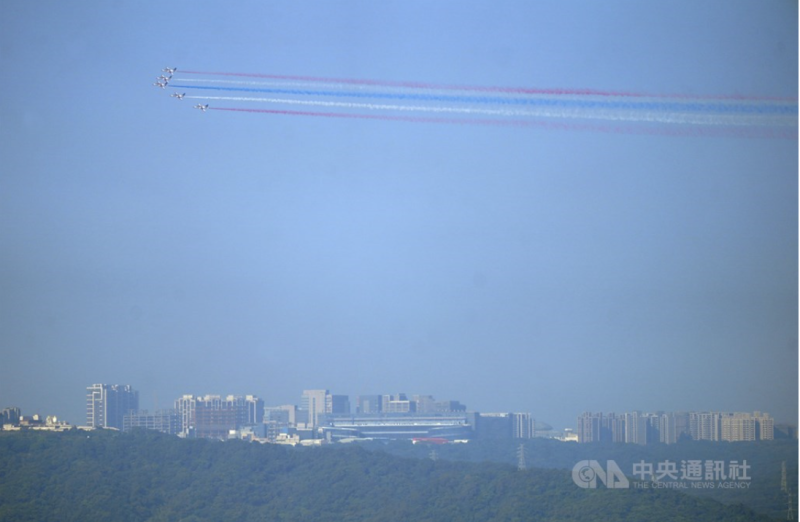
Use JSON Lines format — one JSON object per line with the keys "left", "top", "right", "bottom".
{"left": 175, "top": 77, "right": 354, "bottom": 91}
{"left": 209, "top": 107, "right": 798, "bottom": 140}
{"left": 180, "top": 70, "right": 797, "bottom": 102}
{"left": 186, "top": 95, "right": 794, "bottom": 127}
{"left": 175, "top": 77, "right": 549, "bottom": 101}
{"left": 171, "top": 83, "right": 797, "bottom": 116}
{"left": 161, "top": 68, "right": 798, "bottom": 137}
{"left": 181, "top": 70, "right": 652, "bottom": 98}
{"left": 210, "top": 106, "right": 531, "bottom": 127}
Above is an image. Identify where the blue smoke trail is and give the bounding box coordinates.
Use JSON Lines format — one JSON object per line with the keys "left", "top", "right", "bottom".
{"left": 169, "top": 83, "right": 797, "bottom": 116}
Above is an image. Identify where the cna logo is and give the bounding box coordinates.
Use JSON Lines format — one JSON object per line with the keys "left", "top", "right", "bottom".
{"left": 572, "top": 460, "right": 630, "bottom": 489}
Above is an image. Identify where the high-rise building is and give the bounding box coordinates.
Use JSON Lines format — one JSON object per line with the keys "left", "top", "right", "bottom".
{"left": 435, "top": 400, "right": 467, "bottom": 412}
{"left": 412, "top": 395, "right": 436, "bottom": 413}
{"left": 356, "top": 395, "right": 382, "bottom": 414}
{"left": 644, "top": 413, "right": 661, "bottom": 444}
{"left": 754, "top": 412, "right": 774, "bottom": 440}
{"left": 328, "top": 395, "right": 350, "bottom": 415}
{"left": 478, "top": 413, "right": 514, "bottom": 439}
{"left": 719, "top": 412, "right": 774, "bottom": 441}
{"left": 412, "top": 395, "right": 467, "bottom": 413}
{"left": 1, "top": 407, "right": 21, "bottom": 426}
{"left": 382, "top": 393, "right": 416, "bottom": 414}
{"left": 659, "top": 412, "right": 678, "bottom": 444}
{"left": 604, "top": 413, "right": 626, "bottom": 443}
{"left": 356, "top": 394, "right": 465, "bottom": 415}
{"left": 265, "top": 405, "right": 296, "bottom": 426}
{"left": 624, "top": 412, "right": 648, "bottom": 445}
{"left": 175, "top": 395, "right": 196, "bottom": 435}
{"left": 690, "top": 412, "right": 721, "bottom": 441}
{"left": 299, "top": 390, "right": 351, "bottom": 428}
{"left": 673, "top": 412, "right": 691, "bottom": 442}
{"left": 576, "top": 412, "right": 625, "bottom": 443}
{"left": 300, "top": 389, "right": 330, "bottom": 429}
{"left": 174, "top": 394, "right": 264, "bottom": 439}
{"left": 193, "top": 396, "right": 238, "bottom": 439}
{"left": 511, "top": 413, "right": 535, "bottom": 439}
{"left": 241, "top": 395, "right": 265, "bottom": 425}
{"left": 578, "top": 410, "right": 773, "bottom": 444}
{"left": 86, "top": 384, "right": 139, "bottom": 429}
{"left": 721, "top": 413, "right": 756, "bottom": 442}
{"left": 577, "top": 412, "right": 603, "bottom": 443}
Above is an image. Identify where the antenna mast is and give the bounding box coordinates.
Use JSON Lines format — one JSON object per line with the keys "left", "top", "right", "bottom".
{"left": 517, "top": 443, "right": 527, "bottom": 471}
{"left": 782, "top": 461, "right": 795, "bottom": 520}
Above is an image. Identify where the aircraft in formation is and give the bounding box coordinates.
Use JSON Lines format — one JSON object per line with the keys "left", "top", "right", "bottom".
{"left": 153, "top": 67, "right": 175, "bottom": 89}
{"left": 153, "top": 76, "right": 170, "bottom": 89}
{"left": 155, "top": 67, "right": 208, "bottom": 111}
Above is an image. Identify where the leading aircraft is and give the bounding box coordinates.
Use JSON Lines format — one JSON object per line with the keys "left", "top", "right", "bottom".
{"left": 194, "top": 104, "right": 209, "bottom": 111}
{"left": 163, "top": 67, "right": 178, "bottom": 74}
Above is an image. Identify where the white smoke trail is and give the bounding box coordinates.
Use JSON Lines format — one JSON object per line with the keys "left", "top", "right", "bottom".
{"left": 174, "top": 77, "right": 349, "bottom": 90}
{"left": 173, "top": 77, "right": 654, "bottom": 103}
{"left": 183, "top": 95, "right": 794, "bottom": 127}
{"left": 174, "top": 77, "right": 541, "bottom": 102}
{"left": 175, "top": 78, "right": 799, "bottom": 113}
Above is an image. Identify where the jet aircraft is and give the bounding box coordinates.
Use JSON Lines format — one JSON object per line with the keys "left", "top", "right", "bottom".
{"left": 171, "top": 92, "right": 186, "bottom": 100}
{"left": 194, "top": 104, "right": 209, "bottom": 111}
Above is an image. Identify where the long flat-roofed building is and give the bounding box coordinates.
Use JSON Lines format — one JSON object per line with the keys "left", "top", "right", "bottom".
{"left": 123, "top": 409, "right": 180, "bottom": 435}
{"left": 319, "top": 412, "right": 472, "bottom": 442}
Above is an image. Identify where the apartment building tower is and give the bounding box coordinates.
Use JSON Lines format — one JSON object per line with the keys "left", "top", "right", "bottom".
{"left": 86, "top": 384, "right": 139, "bottom": 430}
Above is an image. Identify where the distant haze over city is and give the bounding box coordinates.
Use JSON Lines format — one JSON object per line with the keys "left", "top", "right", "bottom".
{"left": 1, "top": 2, "right": 796, "bottom": 432}
{"left": 5, "top": 385, "right": 785, "bottom": 447}
{"left": 3, "top": 381, "right": 793, "bottom": 438}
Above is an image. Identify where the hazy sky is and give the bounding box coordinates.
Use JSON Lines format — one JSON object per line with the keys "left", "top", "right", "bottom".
{"left": 1, "top": 1, "right": 797, "bottom": 429}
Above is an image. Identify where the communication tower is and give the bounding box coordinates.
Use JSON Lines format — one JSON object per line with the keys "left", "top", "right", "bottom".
{"left": 782, "top": 461, "right": 795, "bottom": 520}
{"left": 517, "top": 443, "right": 527, "bottom": 471}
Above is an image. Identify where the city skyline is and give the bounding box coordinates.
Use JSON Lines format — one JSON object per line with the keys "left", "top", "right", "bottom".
{"left": 2, "top": 2, "right": 796, "bottom": 433}
{"left": 5, "top": 382, "right": 792, "bottom": 438}
{"left": 576, "top": 410, "right": 777, "bottom": 444}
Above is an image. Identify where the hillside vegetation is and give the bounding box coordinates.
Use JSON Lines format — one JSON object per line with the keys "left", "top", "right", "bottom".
{"left": 0, "top": 430, "right": 776, "bottom": 522}
{"left": 356, "top": 437, "right": 797, "bottom": 519}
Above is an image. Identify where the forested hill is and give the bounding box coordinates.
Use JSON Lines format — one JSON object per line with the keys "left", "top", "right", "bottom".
{"left": 0, "top": 430, "right": 774, "bottom": 522}
{"left": 354, "top": 437, "right": 798, "bottom": 519}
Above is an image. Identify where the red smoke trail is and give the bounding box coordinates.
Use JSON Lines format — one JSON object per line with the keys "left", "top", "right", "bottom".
{"left": 209, "top": 106, "right": 536, "bottom": 127}
{"left": 209, "top": 107, "right": 797, "bottom": 139}
{"left": 182, "top": 70, "right": 797, "bottom": 103}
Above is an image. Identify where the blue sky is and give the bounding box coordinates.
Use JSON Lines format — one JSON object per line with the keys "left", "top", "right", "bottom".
{"left": 1, "top": 1, "right": 797, "bottom": 429}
